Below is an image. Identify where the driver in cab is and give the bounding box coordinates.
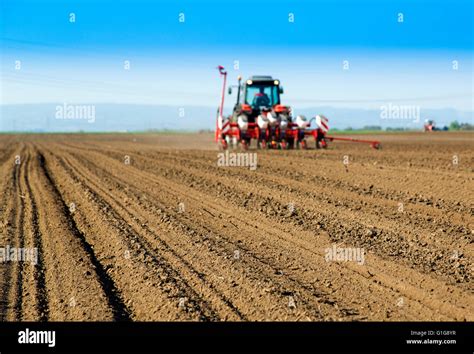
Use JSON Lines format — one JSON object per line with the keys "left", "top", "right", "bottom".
{"left": 252, "top": 87, "right": 270, "bottom": 107}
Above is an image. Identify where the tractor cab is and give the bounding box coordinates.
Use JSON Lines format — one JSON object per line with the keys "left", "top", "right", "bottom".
{"left": 243, "top": 76, "right": 282, "bottom": 110}
{"left": 230, "top": 76, "right": 284, "bottom": 122}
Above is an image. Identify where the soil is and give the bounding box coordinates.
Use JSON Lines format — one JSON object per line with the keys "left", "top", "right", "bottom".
{"left": 0, "top": 132, "right": 472, "bottom": 321}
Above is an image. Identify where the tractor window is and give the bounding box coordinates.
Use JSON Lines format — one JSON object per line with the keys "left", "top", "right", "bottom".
{"left": 245, "top": 84, "right": 279, "bottom": 108}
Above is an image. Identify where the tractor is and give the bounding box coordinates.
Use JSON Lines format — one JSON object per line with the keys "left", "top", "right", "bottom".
{"left": 424, "top": 119, "right": 436, "bottom": 132}
{"left": 228, "top": 74, "right": 303, "bottom": 149}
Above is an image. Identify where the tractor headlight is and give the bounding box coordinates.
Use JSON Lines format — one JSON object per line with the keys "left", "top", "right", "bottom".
{"left": 246, "top": 80, "right": 253, "bottom": 85}
{"left": 274, "top": 80, "right": 279, "bottom": 85}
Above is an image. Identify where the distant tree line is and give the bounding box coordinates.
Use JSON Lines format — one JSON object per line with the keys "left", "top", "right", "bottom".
{"left": 331, "top": 121, "right": 473, "bottom": 132}
{"left": 449, "top": 121, "right": 474, "bottom": 131}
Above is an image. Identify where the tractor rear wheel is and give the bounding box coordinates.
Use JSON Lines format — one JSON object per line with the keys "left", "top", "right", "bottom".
{"left": 286, "top": 138, "right": 295, "bottom": 149}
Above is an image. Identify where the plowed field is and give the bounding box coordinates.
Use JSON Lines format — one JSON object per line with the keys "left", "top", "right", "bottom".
{"left": 0, "top": 132, "right": 472, "bottom": 321}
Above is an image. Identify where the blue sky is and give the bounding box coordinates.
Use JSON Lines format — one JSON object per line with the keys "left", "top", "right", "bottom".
{"left": 1, "top": 0, "right": 473, "bottom": 113}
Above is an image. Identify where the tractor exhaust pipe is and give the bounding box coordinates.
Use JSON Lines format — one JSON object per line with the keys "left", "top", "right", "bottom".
{"left": 236, "top": 75, "right": 242, "bottom": 105}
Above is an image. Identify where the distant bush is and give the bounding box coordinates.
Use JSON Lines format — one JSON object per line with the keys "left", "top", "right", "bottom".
{"left": 449, "top": 121, "right": 461, "bottom": 130}
{"left": 459, "top": 123, "right": 474, "bottom": 130}
{"left": 449, "top": 121, "right": 473, "bottom": 131}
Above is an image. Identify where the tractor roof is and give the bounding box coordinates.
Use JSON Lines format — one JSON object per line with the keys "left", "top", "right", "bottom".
{"left": 248, "top": 75, "right": 274, "bottom": 81}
